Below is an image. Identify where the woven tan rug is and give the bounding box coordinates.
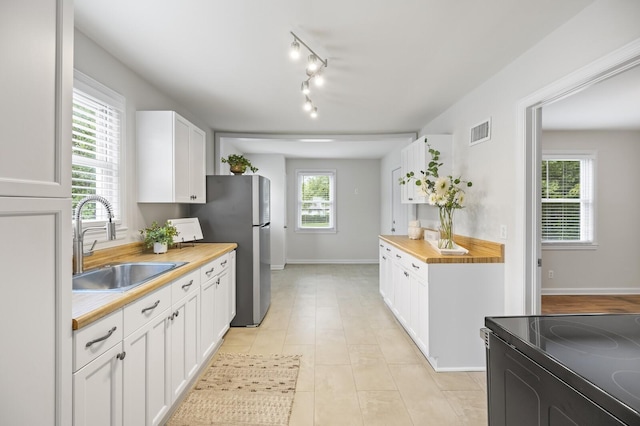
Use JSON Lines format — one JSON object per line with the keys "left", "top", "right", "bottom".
{"left": 167, "top": 353, "right": 301, "bottom": 426}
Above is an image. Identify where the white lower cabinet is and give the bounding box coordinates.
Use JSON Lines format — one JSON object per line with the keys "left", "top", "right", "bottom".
{"left": 200, "top": 253, "right": 231, "bottom": 362}
{"left": 379, "top": 238, "right": 503, "bottom": 371}
{"left": 72, "top": 250, "right": 236, "bottom": 426}
{"left": 170, "top": 277, "right": 201, "bottom": 400}
{"left": 123, "top": 307, "right": 171, "bottom": 426}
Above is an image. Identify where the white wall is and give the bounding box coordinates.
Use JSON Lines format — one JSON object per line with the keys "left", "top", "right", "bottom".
{"left": 414, "top": 0, "right": 640, "bottom": 313}
{"left": 245, "top": 154, "right": 287, "bottom": 269}
{"left": 287, "top": 158, "right": 380, "bottom": 263}
{"left": 74, "top": 29, "right": 214, "bottom": 247}
{"left": 541, "top": 130, "right": 640, "bottom": 294}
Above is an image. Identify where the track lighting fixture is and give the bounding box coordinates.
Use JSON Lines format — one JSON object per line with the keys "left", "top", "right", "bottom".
{"left": 303, "top": 96, "right": 313, "bottom": 111}
{"left": 301, "top": 81, "right": 310, "bottom": 95}
{"left": 289, "top": 39, "right": 300, "bottom": 60}
{"left": 289, "top": 31, "right": 328, "bottom": 119}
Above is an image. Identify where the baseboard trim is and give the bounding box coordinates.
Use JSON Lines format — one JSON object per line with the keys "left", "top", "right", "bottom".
{"left": 285, "top": 259, "right": 378, "bottom": 265}
{"left": 542, "top": 288, "right": 640, "bottom": 295}
{"left": 271, "top": 264, "right": 285, "bottom": 271}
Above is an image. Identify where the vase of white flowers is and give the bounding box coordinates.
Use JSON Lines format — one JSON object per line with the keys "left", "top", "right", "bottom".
{"left": 399, "top": 137, "right": 472, "bottom": 249}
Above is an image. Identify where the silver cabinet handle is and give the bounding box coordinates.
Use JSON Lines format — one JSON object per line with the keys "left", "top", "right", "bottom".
{"left": 85, "top": 326, "right": 117, "bottom": 348}
{"left": 205, "top": 267, "right": 215, "bottom": 276}
{"left": 216, "top": 278, "right": 220, "bottom": 287}
{"left": 382, "top": 256, "right": 387, "bottom": 260}
{"left": 404, "top": 271, "right": 409, "bottom": 277}
{"left": 221, "top": 260, "right": 227, "bottom": 267}
{"left": 141, "top": 300, "right": 160, "bottom": 314}
{"left": 396, "top": 254, "right": 402, "bottom": 259}
{"left": 411, "top": 263, "right": 420, "bottom": 270}
{"left": 116, "top": 351, "right": 126, "bottom": 360}
{"left": 171, "top": 310, "right": 180, "bottom": 320}
{"left": 181, "top": 280, "right": 193, "bottom": 290}
{"left": 386, "top": 248, "right": 391, "bottom": 252}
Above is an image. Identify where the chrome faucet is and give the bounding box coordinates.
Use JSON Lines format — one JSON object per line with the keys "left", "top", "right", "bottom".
{"left": 73, "top": 195, "right": 116, "bottom": 274}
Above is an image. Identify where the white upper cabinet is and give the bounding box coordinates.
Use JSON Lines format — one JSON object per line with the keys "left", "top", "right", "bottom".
{"left": 401, "top": 135, "right": 452, "bottom": 204}
{"left": 0, "top": 0, "right": 72, "bottom": 198}
{"left": 137, "top": 111, "right": 206, "bottom": 203}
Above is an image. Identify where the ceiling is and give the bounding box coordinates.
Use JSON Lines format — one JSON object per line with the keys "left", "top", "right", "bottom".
{"left": 542, "top": 64, "right": 640, "bottom": 131}
{"left": 75, "top": 0, "right": 596, "bottom": 140}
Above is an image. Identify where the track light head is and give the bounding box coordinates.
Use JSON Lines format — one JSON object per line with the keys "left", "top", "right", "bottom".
{"left": 313, "top": 71, "right": 324, "bottom": 87}
{"left": 303, "top": 97, "right": 313, "bottom": 111}
{"left": 289, "top": 39, "right": 300, "bottom": 60}
{"left": 310, "top": 107, "right": 318, "bottom": 119}
{"left": 301, "top": 81, "right": 310, "bottom": 95}
{"left": 307, "top": 54, "right": 318, "bottom": 72}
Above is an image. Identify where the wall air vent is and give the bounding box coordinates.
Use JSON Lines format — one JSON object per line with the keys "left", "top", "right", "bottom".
{"left": 470, "top": 118, "right": 491, "bottom": 146}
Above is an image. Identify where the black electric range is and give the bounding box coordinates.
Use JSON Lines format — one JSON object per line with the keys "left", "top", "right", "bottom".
{"left": 484, "top": 314, "right": 640, "bottom": 425}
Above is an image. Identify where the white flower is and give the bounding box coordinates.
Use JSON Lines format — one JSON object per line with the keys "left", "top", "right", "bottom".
{"left": 428, "top": 193, "right": 438, "bottom": 205}
{"left": 435, "top": 177, "right": 449, "bottom": 196}
{"left": 456, "top": 192, "right": 465, "bottom": 206}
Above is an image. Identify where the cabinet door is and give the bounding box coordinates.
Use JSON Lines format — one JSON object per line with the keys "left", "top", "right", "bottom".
{"left": 0, "top": 0, "right": 71, "bottom": 198}
{"left": 200, "top": 278, "right": 217, "bottom": 361}
{"left": 173, "top": 115, "right": 191, "bottom": 203}
{"left": 189, "top": 126, "right": 206, "bottom": 203}
{"left": 0, "top": 197, "right": 72, "bottom": 425}
{"left": 229, "top": 251, "right": 237, "bottom": 322}
{"left": 73, "top": 343, "right": 124, "bottom": 426}
{"left": 391, "top": 259, "right": 410, "bottom": 327}
{"left": 123, "top": 309, "right": 171, "bottom": 426}
{"left": 215, "top": 270, "right": 230, "bottom": 342}
{"left": 170, "top": 291, "right": 200, "bottom": 401}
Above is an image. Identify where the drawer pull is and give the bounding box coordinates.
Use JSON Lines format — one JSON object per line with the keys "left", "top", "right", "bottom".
{"left": 386, "top": 248, "right": 391, "bottom": 252}
{"left": 141, "top": 300, "right": 160, "bottom": 314}
{"left": 205, "top": 267, "right": 215, "bottom": 276}
{"left": 382, "top": 256, "right": 387, "bottom": 260}
{"left": 396, "top": 254, "right": 402, "bottom": 259}
{"left": 181, "top": 280, "right": 194, "bottom": 290}
{"left": 404, "top": 271, "right": 409, "bottom": 277}
{"left": 116, "top": 351, "right": 126, "bottom": 361}
{"left": 411, "top": 263, "right": 420, "bottom": 270}
{"left": 86, "top": 326, "right": 117, "bottom": 348}
{"left": 221, "top": 260, "right": 228, "bottom": 267}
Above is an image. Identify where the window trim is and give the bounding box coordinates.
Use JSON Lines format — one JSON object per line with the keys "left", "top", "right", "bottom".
{"left": 295, "top": 169, "right": 337, "bottom": 233}
{"left": 541, "top": 150, "right": 596, "bottom": 249}
{"left": 72, "top": 70, "right": 127, "bottom": 239}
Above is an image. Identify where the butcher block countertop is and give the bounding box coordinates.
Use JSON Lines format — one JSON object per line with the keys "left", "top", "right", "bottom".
{"left": 379, "top": 234, "right": 504, "bottom": 264}
{"left": 72, "top": 242, "right": 237, "bottom": 330}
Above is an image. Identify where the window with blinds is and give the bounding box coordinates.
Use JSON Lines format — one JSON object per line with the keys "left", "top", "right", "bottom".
{"left": 296, "top": 170, "right": 336, "bottom": 232}
{"left": 541, "top": 153, "right": 595, "bottom": 244}
{"left": 72, "top": 71, "right": 124, "bottom": 224}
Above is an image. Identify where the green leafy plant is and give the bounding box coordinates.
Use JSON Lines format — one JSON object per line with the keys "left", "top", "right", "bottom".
{"left": 221, "top": 154, "right": 258, "bottom": 174}
{"left": 139, "top": 221, "right": 179, "bottom": 248}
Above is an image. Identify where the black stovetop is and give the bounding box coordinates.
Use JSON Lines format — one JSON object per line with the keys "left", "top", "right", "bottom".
{"left": 486, "top": 314, "right": 640, "bottom": 420}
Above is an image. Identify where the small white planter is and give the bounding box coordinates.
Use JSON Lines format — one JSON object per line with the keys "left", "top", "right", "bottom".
{"left": 153, "top": 242, "right": 168, "bottom": 254}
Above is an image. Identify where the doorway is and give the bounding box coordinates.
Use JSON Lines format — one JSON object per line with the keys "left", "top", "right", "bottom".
{"left": 520, "top": 40, "right": 640, "bottom": 315}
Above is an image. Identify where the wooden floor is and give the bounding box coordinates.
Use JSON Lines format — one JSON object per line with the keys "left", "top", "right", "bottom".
{"left": 542, "top": 295, "right": 640, "bottom": 314}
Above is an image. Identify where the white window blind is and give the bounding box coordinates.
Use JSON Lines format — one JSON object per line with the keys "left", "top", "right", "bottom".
{"left": 72, "top": 72, "right": 124, "bottom": 223}
{"left": 296, "top": 170, "right": 336, "bottom": 232}
{"left": 541, "top": 153, "right": 594, "bottom": 244}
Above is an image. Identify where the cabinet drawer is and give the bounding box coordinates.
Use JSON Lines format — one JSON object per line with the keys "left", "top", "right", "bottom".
{"left": 404, "top": 256, "right": 428, "bottom": 281}
{"left": 73, "top": 310, "right": 123, "bottom": 372}
{"left": 171, "top": 268, "right": 200, "bottom": 302}
{"left": 200, "top": 253, "right": 230, "bottom": 282}
{"left": 123, "top": 285, "right": 171, "bottom": 336}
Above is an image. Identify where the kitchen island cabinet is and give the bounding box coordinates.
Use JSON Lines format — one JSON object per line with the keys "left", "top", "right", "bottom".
{"left": 379, "top": 235, "right": 504, "bottom": 371}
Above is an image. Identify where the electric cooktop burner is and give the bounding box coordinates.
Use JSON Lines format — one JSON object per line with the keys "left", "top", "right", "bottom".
{"left": 489, "top": 314, "right": 640, "bottom": 416}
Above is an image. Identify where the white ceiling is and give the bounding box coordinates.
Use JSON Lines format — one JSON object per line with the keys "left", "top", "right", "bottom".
{"left": 75, "top": 0, "right": 596, "bottom": 140}
{"left": 542, "top": 64, "right": 640, "bottom": 131}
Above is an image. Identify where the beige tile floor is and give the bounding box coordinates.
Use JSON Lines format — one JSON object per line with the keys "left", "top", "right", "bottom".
{"left": 219, "top": 264, "right": 488, "bottom": 425}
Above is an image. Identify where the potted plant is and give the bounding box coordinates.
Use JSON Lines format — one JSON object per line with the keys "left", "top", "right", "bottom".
{"left": 221, "top": 154, "right": 258, "bottom": 174}
{"left": 140, "top": 220, "right": 179, "bottom": 254}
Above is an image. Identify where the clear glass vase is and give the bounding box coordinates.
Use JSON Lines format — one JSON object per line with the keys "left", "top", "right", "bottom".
{"left": 438, "top": 207, "right": 455, "bottom": 249}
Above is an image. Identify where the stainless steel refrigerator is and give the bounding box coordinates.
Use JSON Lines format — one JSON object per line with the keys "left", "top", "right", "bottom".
{"left": 190, "top": 175, "right": 271, "bottom": 326}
